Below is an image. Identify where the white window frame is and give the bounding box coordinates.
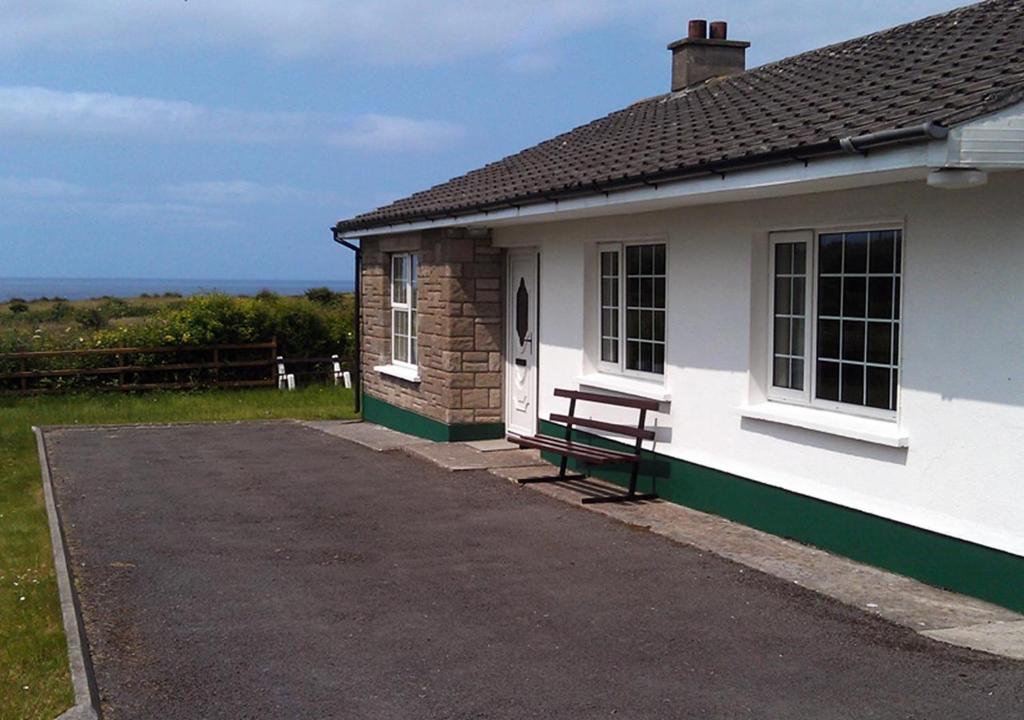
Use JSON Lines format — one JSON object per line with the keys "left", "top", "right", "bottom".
{"left": 767, "top": 224, "right": 904, "bottom": 421}
{"left": 596, "top": 240, "right": 667, "bottom": 378}
{"left": 390, "top": 253, "right": 418, "bottom": 369}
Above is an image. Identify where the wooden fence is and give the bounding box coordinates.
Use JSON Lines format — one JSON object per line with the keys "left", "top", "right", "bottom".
{"left": 0, "top": 340, "right": 280, "bottom": 395}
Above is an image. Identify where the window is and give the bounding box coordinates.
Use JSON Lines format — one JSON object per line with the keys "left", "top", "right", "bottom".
{"left": 768, "top": 228, "right": 902, "bottom": 417}
{"left": 391, "top": 253, "right": 418, "bottom": 367}
{"left": 598, "top": 242, "right": 666, "bottom": 375}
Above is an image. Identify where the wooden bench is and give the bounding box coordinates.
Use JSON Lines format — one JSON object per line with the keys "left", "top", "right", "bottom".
{"left": 507, "top": 388, "right": 660, "bottom": 504}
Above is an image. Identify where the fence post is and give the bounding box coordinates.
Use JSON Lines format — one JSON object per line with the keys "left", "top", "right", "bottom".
{"left": 212, "top": 347, "right": 220, "bottom": 387}
{"left": 20, "top": 357, "right": 27, "bottom": 393}
{"left": 117, "top": 353, "right": 124, "bottom": 388}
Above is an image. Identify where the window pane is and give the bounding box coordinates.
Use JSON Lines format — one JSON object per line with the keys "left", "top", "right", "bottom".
{"left": 775, "top": 276, "right": 792, "bottom": 314}
{"left": 774, "top": 357, "right": 790, "bottom": 386}
{"left": 626, "top": 309, "right": 639, "bottom": 339}
{"left": 793, "top": 243, "right": 807, "bottom": 274}
{"left": 893, "top": 278, "right": 901, "bottom": 320}
{"left": 791, "top": 359, "right": 804, "bottom": 391}
{"left": 392, "top": 255, "right": 407, "bottom": 304}
{"left": 791, "top": 318, "right": 805, "bottom": 357}
{"left": 818, "top": 277, "right": 841, "bottom": 317}
{"left": 410, "top": 310, "right": 417, "bottom": 341}
{"left": 653, "top": 244, "right": 666, "bottom": 274}
{"left": 869, "top": 231, "right": 896, "bottom": 273}
{"left": 601, "top": 339, "right": 618, "bottom": 363}
{"left": 775, "top": 243, "right": 792, "bottom": 274}
{"left": 640, "top": 310, "right": 652, "bottom": 340}
{"left": 640, "top": 278, "right": 653, "bottom": 307}
{"left": 866, "top": 322, "right": 892, "bottom": 364}
{"left": 653, "top": 310, "right": 665, "bottom": 342}
{"left": 639, "top": 342, "right": 653, "bottom": 372}
{"left": 410, "top": 256, "right": 418, "bottom": 309}
{"left": 817, "top": 319, "right": 840, "bottom": 359}
{"left": 601, "top": 278, "right": 617, "bottom": 306}
{"left": 868, "top": 276, "right": 893, "bottom": 319}
{"left": 774, "top": 318, "right": 791, "bottom": 357}
{"left": 816, "top": 361, "right": 840, "bottom": 401}
{"left": 626, "top": 340, "right": 640, "bottom": 370}
{"left": 791, "top": 277, "right": 805, "bottom": 315}
{"left": 819, "top": 234, "right": 843, "bottom": 273}
{"left": 891, "top": 369, "right": 899, "bottom": 411}
{"left": 394, "top": 309, "right": 409, "bottom": 336}
{"left": 653, "top": 344, "right": 665, "bottom": 374}
{"left": 843, "top": 277, "right": 866, "bottom": 317}
{"left": 844, "top": 233, "right": 868, "bottom": 273}
{"left": 841, "top": 320, "right": 865, "bottom": 362}
{"left": 866, "top": 366, "right": 891, "bottom": 409}
{"left": 894, "top": 233, "right": 903, "bottom": 273}
{"left": 654, "top": 277, "right": 666, "bottom": 308}
{"left": 626, "top": 246, "right": 641, "bottom": 275}
{"left": 841, "top": 363, "right": 864, "bottom": 404}
{"left": 640, "top": 245, "right": 654, "bottom": 274}
{"left": 892, "top": 323, "right": 900, "bottom": 364}
{"left": 410, "top": 337, "right": 418, "bottom": 366}
{"left": 601, "top": 309, "right": 619, "bottom": 340}
{"left": 601, "top": 250, "right": 618, "bottom": 276}
{"left": 626, "top": 277, "right": 640, "bottom": 307}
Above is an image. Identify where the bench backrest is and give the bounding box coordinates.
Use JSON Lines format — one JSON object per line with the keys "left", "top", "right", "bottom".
{"left": 551, "top": 388, "right": 659, "bottom": 441}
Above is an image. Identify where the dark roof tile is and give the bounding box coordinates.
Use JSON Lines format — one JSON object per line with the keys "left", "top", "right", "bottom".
{"left": 339, "top": 1, "right": 1017, "bottom": 233}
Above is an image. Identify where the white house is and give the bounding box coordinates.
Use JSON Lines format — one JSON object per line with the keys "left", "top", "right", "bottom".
{"left": 333, "top": 1, "right": 1024, "bottom": 612}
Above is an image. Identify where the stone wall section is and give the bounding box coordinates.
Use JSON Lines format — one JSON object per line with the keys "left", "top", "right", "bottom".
{"left": 361, "top": 228, "right": 504, "bottom": 426}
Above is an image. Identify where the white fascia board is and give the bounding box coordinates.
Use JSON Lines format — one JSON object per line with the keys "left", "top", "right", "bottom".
{"left": 338, "top": 141, "right": 940, "bottom": 240}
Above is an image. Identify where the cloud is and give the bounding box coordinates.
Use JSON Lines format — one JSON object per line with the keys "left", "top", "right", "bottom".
{"left": 0, "top": 86, "right": 462, "bottom": 152}
{"left": 0, "top": 1, "right": 629, "bottom": 64}
{"left": 0, "top": 176, "right": 86, "bottom": 198}
{"left": 328, "top": 115, "right": 464, "bottom": 153}
{"left": 0, "top": 1, "right": 973, "bottom": 67}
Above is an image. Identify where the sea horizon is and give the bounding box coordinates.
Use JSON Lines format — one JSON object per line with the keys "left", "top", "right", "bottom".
{"left": 0, "top": 276, "right": 354, "bottom": 302}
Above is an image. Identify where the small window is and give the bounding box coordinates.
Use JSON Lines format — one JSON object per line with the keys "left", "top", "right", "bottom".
{"left": 391, "top": 253, "right": 418, "bottom": 367}
{"left": 768, "top": 228, "right": 902, "bottom": 417}
{"left": 597, "top": 241, "right": 666, "bottom": 375}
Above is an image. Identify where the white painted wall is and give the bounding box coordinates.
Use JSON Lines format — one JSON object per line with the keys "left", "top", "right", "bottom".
{"left": 493, "top": 170, "right": 1024, "bottom": 557}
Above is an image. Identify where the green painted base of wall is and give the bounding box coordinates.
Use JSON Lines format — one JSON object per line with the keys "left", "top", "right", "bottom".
{"left": 363, "top": 393, "right": 505, "bottom": 442}
{"left": 538, "top": 419, "right": 1024, "bottom": 614}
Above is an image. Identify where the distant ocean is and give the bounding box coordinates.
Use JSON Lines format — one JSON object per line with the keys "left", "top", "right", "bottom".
{"left": 0, "top": 277, "right": 354, "bottom": 302}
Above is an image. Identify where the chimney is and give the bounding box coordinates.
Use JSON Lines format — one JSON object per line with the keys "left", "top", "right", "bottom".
{"left": 667, "top": 20, "right": 750, "bottom": 91}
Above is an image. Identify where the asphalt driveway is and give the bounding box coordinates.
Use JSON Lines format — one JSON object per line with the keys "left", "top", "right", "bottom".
{"left": 45, "top": 422, "right": 1023, "bottom": 719}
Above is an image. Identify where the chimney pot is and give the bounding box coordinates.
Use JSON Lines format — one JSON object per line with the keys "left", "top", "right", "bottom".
{"left": 668, "top": 20, "right": 750, "bottom": 91}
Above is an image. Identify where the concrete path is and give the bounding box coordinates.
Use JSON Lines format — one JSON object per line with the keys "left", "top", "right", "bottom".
{"left": 46, "top": 421, "right": 1023, "bottom": 719}
{"left": 306, "top": 420, "right": 1024, "bottom": 659}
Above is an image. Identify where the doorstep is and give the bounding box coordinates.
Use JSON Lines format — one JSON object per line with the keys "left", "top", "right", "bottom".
{"left": 310, "top": 421, "right": 1024, "bottom": 661}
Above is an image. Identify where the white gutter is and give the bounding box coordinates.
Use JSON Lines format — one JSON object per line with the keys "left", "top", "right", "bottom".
{"left": 339, "top": 142, "right": 938, "bottom": 239}
{"left": 337, "top": 105, "right": 1024, "bottom": 240}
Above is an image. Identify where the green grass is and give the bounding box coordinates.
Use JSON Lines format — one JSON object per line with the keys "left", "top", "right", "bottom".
{"left": 0, "top": 386, "right": 357, "bottom": 719}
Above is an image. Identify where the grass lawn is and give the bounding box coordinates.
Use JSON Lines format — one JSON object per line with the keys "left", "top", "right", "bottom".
{"left": 0, "top": 386, "right": 357, "bottom": 720}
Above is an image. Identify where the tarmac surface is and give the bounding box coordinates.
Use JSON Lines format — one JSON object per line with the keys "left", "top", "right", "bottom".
{"left": 46, "top": 421, "right": 1024, "bottom": 719}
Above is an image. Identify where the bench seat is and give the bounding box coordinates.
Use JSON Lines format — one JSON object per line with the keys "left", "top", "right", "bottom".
{"left": 506, "top": 432, "right": 635, "bottom": 465}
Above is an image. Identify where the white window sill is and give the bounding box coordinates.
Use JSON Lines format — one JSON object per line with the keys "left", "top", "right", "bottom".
{"left": 375, "top": 364, "right": 421, "bottom": 383}
{"left": 737, "top": 402, "right": 909, "bottom": 448}
{"left": 576, "top": 373, "right": 672, "bottom": 403}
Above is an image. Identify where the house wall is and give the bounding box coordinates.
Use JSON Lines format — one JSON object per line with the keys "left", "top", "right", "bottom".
{"left": 360, "top": 228, "right": 505, "bottom": 436}
{"left": 492, "top": 170, "right": 1024, "bottom": 559}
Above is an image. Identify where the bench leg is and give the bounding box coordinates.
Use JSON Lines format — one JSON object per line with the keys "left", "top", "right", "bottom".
{"left": 579, "top": 458, "right": 657, "bottom": 504}
{"left": 516, "top": 453, "right": 584, "bottom": 485}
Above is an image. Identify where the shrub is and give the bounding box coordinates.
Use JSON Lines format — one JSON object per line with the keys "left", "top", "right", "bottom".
{"left": 8, "top": 301, "right": 29, "bottom": 314}
{"left": 305, "top": 286, "right": 341, "bottom": 305}
{"left": 74, "top": 307, "right": 107, "bottom": 329}
{"left": 49, "top": 302, "right": 72, "bottom": 322}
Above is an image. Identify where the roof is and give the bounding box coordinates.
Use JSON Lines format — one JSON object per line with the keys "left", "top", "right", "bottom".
{"left": 336, "top": 0, "right": 1024, "bottom": 233}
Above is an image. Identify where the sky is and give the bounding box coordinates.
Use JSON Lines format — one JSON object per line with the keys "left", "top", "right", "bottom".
{"left": 0, "top": 0, "right": 971, "bottom": 282}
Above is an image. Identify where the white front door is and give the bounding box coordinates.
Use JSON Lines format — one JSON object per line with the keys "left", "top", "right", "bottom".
{"left": 506, "top": 249, "right": 538, "bottom": 437}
